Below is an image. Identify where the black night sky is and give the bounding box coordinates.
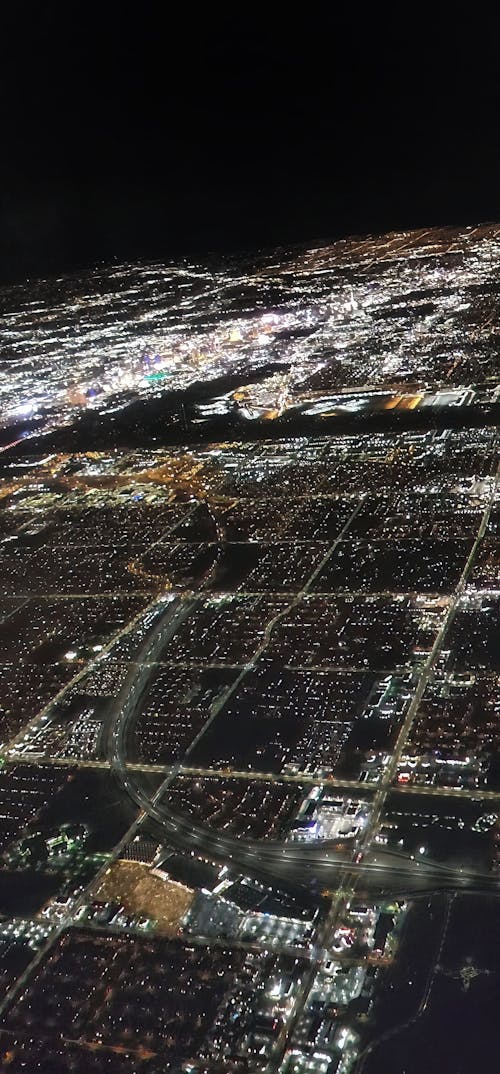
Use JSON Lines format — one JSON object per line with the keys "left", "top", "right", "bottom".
{"left": 1, "top": 8, "right": 500, "bottom": 282}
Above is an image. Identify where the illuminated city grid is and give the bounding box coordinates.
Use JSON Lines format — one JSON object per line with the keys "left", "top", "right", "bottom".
{"left": 0, "top": 227, "right": 499, "bottom": 1072}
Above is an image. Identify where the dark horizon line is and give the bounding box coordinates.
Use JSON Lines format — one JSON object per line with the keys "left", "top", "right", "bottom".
{"left": 0, "top": 211, "right": 495, "bottom": 290}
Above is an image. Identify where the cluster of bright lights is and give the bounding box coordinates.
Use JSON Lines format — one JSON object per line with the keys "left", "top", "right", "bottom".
{"left": 2, "top": 224, "right": 500, "bottom": 438}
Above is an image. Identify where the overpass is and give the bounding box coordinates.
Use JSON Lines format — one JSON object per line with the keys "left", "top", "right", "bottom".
{"left": 105, "top": 597, "right": 500, "bottom": 900}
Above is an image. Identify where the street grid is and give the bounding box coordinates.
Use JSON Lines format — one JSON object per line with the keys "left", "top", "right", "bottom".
{"left": 0, "top": 427, "right": 498, "bottom": 1072}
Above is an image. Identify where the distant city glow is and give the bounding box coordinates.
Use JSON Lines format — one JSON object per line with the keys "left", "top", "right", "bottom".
{"left": 1, "top": 223, "right": 500, "bottom": 444}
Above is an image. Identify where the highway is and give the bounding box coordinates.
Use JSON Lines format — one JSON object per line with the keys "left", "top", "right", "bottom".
{"left": 102, "top": 464, "right": 500, "bottom": 900}
{"left": 104, "top": 597, "right": 500, "bottom": 901}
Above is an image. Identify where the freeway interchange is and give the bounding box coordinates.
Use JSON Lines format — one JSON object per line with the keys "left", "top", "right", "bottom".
{"left": 105, "top": 597, "right": 500, "bottom": 902}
